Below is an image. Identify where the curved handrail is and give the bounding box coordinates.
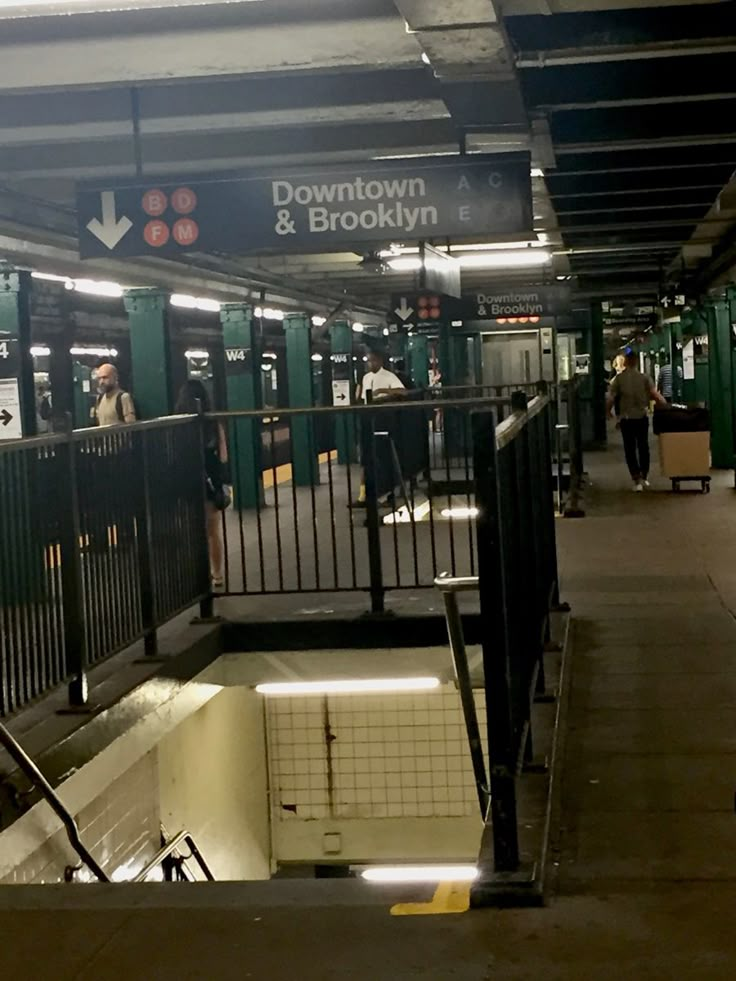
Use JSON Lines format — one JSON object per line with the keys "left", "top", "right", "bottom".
{"left": 0, "top": 721, "right": 109, "bottom": 882}
{"left": 133, "top": 829, "right": 215, "bottom": 883}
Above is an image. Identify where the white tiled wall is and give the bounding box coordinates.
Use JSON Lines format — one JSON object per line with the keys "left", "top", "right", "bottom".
{"left": 268, "top": 686, "right": 487, "bottom": 824}
{"left": 1, "top": 751, "right": 160, "bottom": 884}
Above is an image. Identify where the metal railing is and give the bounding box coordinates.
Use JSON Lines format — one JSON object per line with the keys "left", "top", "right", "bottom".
{"left": 134, "top": 828, "right": 215, "bottom": 882}
{"left": 0, "top": 718, "right": 109, "bottom": 881}
{"left": 437, "top": 393, "right": 560, "bottom": 875}
{"left": 0, "top": 416, "right": 210, "bottom": 716}
{"left": 211, "top": 392, "right": 524, "bottom": 612}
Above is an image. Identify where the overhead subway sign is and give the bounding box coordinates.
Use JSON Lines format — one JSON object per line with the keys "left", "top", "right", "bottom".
{"left": 76, "top": 153, "right": 533, "bottom": 259}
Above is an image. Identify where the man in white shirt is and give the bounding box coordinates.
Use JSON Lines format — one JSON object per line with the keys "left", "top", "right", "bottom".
{"left": 358, "top": 350, "right": 405, "bottom": 402}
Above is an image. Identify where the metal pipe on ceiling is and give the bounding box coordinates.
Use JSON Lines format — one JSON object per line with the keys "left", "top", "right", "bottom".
{"left": 515, "top": 38, "right": 736, "bottom": 69}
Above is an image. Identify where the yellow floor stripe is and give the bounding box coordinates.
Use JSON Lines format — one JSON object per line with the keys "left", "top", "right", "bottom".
{"left": 390, "top": 881, "right": 470, "bottom": 916}
{"left": 262, "top": 450, "right": 338, "bottom": 489}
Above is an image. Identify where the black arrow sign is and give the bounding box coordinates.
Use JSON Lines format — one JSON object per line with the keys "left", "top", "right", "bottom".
{"left": 0, "top": 409, "right": 12, "bottom": 426}
{"left": 335, "top": 393, "right": 347, "bottom": 402}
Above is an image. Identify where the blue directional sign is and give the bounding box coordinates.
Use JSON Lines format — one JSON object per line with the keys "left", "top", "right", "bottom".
{"left": 76, "top": 153, "right": 533, "bottom": 259}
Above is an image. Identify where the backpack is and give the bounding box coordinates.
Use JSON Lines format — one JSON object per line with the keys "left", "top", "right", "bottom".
{"left": 94, "top": 391, "right": 134, "bottom": 424}
{"left": 39, "top": 394, "right": 52, "bottom": 421}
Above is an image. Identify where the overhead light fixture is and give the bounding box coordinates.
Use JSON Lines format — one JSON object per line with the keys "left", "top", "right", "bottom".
{"left": 30, "top": 345, "right": 51, "bottom": 357}
{"left": 387, "top": 257, "right": 422, "bottom": 272}
{"left": 31, "top": 271, "right": 71, "bottom": 285}
{"left": 311, "top": 315, "right": 327, "bottom": 327}
{"left": 352, "top": 322, "right": 365, "bottom": 333}
{"left": 441, "top": 506, "right": 479, "bottom": 520}
{"left": 255, "top": 677, "right": 440, "bottom": 696}
{"left": 373, "top": 151, "right": 463, "bottom": 161}
{"left": 263, "top": 307, "right": 285, "bottom": 321}
{"left": 531, "top": 167, "right": 545, "bottom": 178}
{"left": 184, "top": 349, "right": 209, "bottom": 360}
{"left": 72, "top": 346, "right": 118, "bottom": 358}
{"left": 458, "top": 250, "right": 551, "bottom": 269}
{"left": 263, "top": 351, "right": 277, "bottom": 360}
{"left": 171, "top": 293, "right": 220, "bottom": 312}
{"left": 362, "top": 865, "right": 478, "bottom": 883}
{"left": 72, "top": 279, "right": 123, "bottom": 298}
{"left": 311, "top": 353, "right": 323, "bottom": 362}
{"left": 421, "top": 51, "right": 431, "bottom": 65}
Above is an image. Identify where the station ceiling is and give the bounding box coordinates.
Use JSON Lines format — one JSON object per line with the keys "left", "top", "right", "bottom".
{"left": 0, "top": 0, "right": 734, "bottom": 318}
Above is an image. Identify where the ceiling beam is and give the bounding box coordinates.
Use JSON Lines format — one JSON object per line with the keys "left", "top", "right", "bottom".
{"left": 555, "top": 133, "right": 736, "bottom": 155}
{"left": 515, "top": 37, "right": 736, "bottom": 68}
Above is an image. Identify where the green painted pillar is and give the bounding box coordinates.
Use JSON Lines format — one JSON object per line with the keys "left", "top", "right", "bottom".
{"left": 284, "top": 312, "right": 319, "bottom": 486}
{"left": 220, "top": 303, "right": 263, "bottom": 509}
{"left": 439, "top": 324, "right": 457, "bottom": 387}
{"left": 330, "top": 319, "right": 356, "bottom": 464}
{"left": 707, "top": 296, "right": 735, "bottom": 469}
{"left": 407, "top": 334, "right": 429, "bottom": 388}
{"left": 671, "top": 320, "right": 684, "bottom": 403}
{"left": 590, "top": 301, "right": 607, "bottom": 445}
{"left": 123, "top": 288, "right": 173, "bottom": 419}
{"left": 0, "top": 267, "right": 35, "bottom": 438}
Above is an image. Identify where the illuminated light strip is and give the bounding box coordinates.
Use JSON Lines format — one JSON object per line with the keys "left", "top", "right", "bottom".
{"left": 255, "top": 677, "right": 440, "bottom": 696}
{"left": 362, "top": 865, "right": 478, "bottom": 883}
{"left": 440, "top": 507, "right": 479, "bottom": 520}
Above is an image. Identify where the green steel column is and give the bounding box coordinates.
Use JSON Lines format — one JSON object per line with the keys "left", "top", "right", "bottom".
{"left": 123, "top": 288, "right": 173, "bottom": 419}
{"left": 284, "top": 312, "right": 319, "bottom": 487}
{"left": 0, "top": 267, "right": 35, "bottom": 437}
{"left": 407, "top": 334, "right": 429, "bottom": 388}
{"left": 220, "top": 303, "right": 263, "bottom": 509}
{"left": 590, "top": 301, "right": 607, "bottom": 445}
{"left": 330, "top": 319, "right": 356, "bottom": 464}
{"left": 671, "top": 320, "right": 684, "bottom": 402}
{"left": 438, "top": 324, "right": 457, "bottom": 387}
{"left": 707, "top": 295, "right": 735, "bottom": 469}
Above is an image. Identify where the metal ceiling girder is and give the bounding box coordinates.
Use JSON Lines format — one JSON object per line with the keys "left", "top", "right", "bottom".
{"left": 515, "top": 37, "right": 736, "bottom": 68}
{"left": 394, "top": 0, "right": 514, "bottom": 79}
{"left": 0, "top": 10, "right": 421, "bottom": 91}
{"left": 555, "top": 133, "right": 736, "bottom": 155}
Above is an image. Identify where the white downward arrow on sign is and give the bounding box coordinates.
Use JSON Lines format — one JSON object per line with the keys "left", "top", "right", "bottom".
{"left": 86, "top": 191, "right": 133, "bottom": 250}
{"left": 394, "top": 297, "right": 414, "bottom": 321}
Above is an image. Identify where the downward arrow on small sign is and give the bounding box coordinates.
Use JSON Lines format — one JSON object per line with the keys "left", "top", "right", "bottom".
{"left": 394, "top": 298, "right": 414, "bottom": 321}
{"left": 86, "top": 191, "right": 133, "bottom": 250}
{"left": 0, "top": 409, "right": 12, "bottom": 427}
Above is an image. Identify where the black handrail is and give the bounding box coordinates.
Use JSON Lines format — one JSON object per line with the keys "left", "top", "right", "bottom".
{"left": 0, "top": 721, "right": 110, "bottom": 882}
{"left": 134, "top": 829, "right": 215, "bottom": 882}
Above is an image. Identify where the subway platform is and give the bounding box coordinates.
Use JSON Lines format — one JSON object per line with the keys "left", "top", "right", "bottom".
{"left": 3, "top": 440, "right": 736, "bottom": 979}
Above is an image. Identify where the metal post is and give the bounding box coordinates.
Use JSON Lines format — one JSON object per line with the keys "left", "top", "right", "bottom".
{"left": 590, "top": 300, "right": 607, "bottom": 446}
{"left": 436, "top": 578, "right": 490, "bottom": 817}
{"left": 472, "top": 409, "right": 520, "bottom": 872}
{"left": 284, "top": 312, "right": 319, "bottom": 487}
{"left": 706, "top": 296, "right": 735, "bottom": 469}
{"left": 136, "top": 429, "right": 158, "bottom": 656}
{"left": 0, "top": 267, "right": 35, "bottom": 438}
{"left": 329, "top": 319, "right": 357, "bottom": 464}
{"left": 220, "top": 303, "right": 263, "bottom": 508}
{"left": 57, "top": 429, "right": 89, "bottom": 707}
{"left": 123, "top": 288, "right": 173, "bottom": 419}
{"left": 407, "top": 333, "right": 430, "bottom": 388}
{"left": 363, "top": 404, "right": 385, "bottom": 614}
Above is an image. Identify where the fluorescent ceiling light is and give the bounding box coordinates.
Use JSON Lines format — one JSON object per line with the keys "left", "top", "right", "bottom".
{"left": 352, "top": 322, "right": 365, "bottom": 332}
{"left": 73, "top": 279, "right": 123, "bottom": 298}
{"left": 362, "top": 865, "right": 478, "bottom": 884}
{"left": 72, "top": 346, "right": 118, "bottom": 357}
{"left": 441, "top": 506, "right": 479, "bottom": 519}
{"left": 184, "top": 349, "right": 209, "bottom": 360}
{"left": 311, "top": 315, "right": 327, "bottom": 327}
{"left": 458, "top": 250, "right": 551, "bottom": 269}
{"left": 31, "top": 271, "right": 71, "bottom": 284}
{"left": 373, "top": 151, "right": 464, "bottom": 161}
{"left": 263, "top": 307, "right": 285, "bottom": 321}
{"left": 30, "top": 345, "right": 51, "bottom": 357}
{"left": 531, "top": 167, "right": 545, "bottom": 178}
{"left": 255, "top": 677, "right": 440, "bottom": 696}
{"left": 171, "top": 293, "right": 220, "bottom": 312}
{"left": 311, "top": 353, "right": 323, "bottom": 362}
{"left": 387, "top": 257, "right": 422, "bottom": 272}
{"left": 421, "top": 51, "right": 431, "bottom": 65}
{"left": 263, "top": 352, "right": 277, "bottom": 360}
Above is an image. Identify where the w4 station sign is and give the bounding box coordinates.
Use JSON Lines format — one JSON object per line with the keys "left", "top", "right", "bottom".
{"left": 76, "top": 154, "right": 532, "bottom": 259}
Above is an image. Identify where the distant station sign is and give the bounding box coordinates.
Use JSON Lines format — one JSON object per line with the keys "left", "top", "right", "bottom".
{"left": 76, "top": 153, "right": 533, "bottom": 259}
{"left": 462, "top": 284, "right": 570, "bottom": 322}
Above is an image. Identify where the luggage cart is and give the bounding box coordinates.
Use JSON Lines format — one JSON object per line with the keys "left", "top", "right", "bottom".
{"left": 653, "top": 406, "right": 711, "bottom": 494}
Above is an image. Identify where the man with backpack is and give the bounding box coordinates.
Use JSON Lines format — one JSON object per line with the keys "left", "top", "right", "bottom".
{"left": 93, "top": 363, "right": 136, "bottom": 425}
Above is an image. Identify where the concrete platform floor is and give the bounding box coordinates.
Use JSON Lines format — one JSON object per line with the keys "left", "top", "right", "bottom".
{"left": 4, "top": 439, "right": 736, "bottom": 979}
